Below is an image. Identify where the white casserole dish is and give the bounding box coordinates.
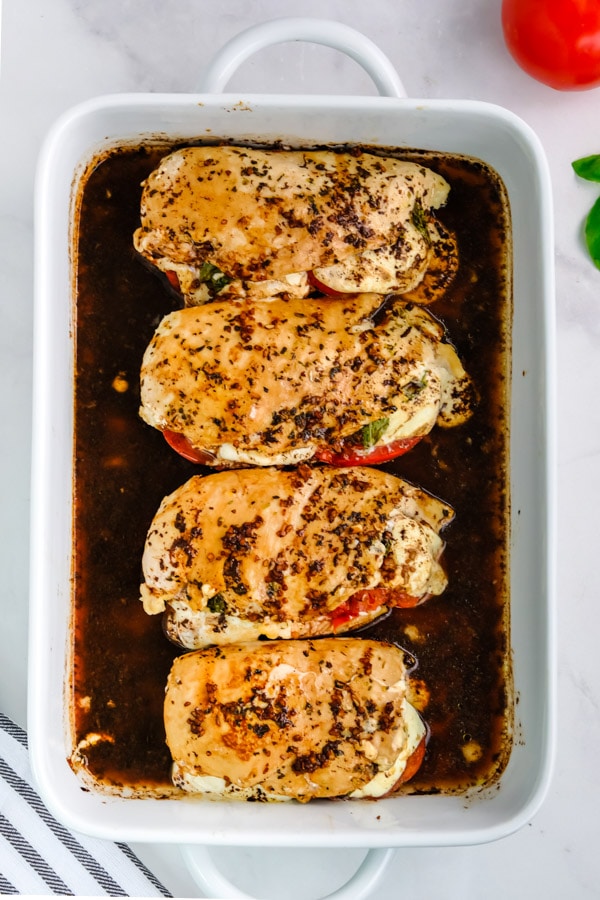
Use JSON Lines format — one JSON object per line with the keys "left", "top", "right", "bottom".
{"left": 28, "top": 16, "right": 556, "bottom": 864}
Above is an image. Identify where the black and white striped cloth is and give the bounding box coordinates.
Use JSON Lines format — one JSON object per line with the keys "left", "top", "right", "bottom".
{"left": 0, "top": 712, "right": 173, "bottom": 896}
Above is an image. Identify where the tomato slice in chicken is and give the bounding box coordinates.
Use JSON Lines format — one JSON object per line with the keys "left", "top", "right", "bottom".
{"left": 164, "top": 270, "right": 181, "bottom": 291}
{"left": 389, "top": 735, "right": 427, "bottom": 791}
{"left": 164, "top": 428, "right": 421, "bottom": 469}
{"left": 315, "top": 436, "right": 422, "bottom": 467}
{"left": 307, "top": 271, "right": 348, "bottom": 298}
{"left": 163, "top": 430, "right": 215, "bottom": 465}
{"left": 330, "top": 587, "right": 420, "bottom": 631}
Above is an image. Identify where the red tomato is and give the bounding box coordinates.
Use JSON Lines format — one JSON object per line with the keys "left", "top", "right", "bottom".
{"left": 315, "top": 435, "right": 422, "bottom": 467}
{"left": 163, "top": 430, "right": 215, "bottom": 464}
{"left": 164, "top": 429, "right": 421, "bottom": 467}
{"left": 164, "top": 270, "right": 181, "bottom": 291}
{"left": 307, "top": 271, "right": 348, "bottom": 297}
{"left": 502, "top": 0, "right": 600, "bottom": 91}
{"left": 330, "top": 587, "right": 420, "bottom": 630}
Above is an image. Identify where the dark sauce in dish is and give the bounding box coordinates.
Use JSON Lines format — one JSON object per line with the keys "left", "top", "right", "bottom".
{"left": 71, "top": 143, "right": 512, "bottom": 796}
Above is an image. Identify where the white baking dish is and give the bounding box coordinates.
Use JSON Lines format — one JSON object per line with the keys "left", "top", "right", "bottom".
{"left": 28, "top": 17, "right": 556, "bottom": 865}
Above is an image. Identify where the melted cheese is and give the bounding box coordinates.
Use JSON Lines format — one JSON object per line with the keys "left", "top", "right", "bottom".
{"left": 216, "top": 443, "right": 314, "bottom": 467}
{"left": 350, "top": 700, "right": 426, "bottom": 798}
{"left": 162, "top": 598, "right": 296, "bottom": 647}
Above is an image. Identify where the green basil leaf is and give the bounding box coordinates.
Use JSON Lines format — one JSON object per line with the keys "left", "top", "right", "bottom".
{"left": 572, "top": 154, "right": 600, "bottom": 183}
{"left": 207, "top": 593, "right": 226, "bottom": 613}
{"left": 585, "top": 196, "right": 600, "bottom": 270}
{"left": 197, "top": 261, "right": 232, "bottom": 295}
{"left": 411, "top": 199, "right": 431, "bottom": 246}
{"left": 403, "top": 372, "right": 428, "bottom": 399}
{"left": 361, "top": 417, "right": 389, "bottom": 449}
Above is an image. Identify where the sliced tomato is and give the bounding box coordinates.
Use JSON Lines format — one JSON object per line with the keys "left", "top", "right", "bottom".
{"left": 330, "top": 587, "right": 420, "bottom": 631}
{"left": 307, "top": 271, "right": 348, "bottom": 298}
{"left": 163, "top": 430, "right": 215, "bottom": 465}
{"left": 315, "top": 435, "right": 422, "bottom": 467}
{"left": 389, "top": 736, "right": 427, "bottom": 790}
{"left": 164, "top": 269, "right": 181, "bottom": 291}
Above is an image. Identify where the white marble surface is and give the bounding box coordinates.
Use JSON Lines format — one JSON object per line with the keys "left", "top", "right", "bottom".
{"left": 1, "top": 0, "right": 599, "bottom": 897}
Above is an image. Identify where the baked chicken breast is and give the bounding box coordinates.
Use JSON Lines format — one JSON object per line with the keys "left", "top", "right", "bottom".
{"left": 164, "top": 638, "right": 427, "bottom": 802}
{"left": 140, "top": 465, "right": 453, "bottom": 647}
{"left": 139, "top": 293, "right": 474, "bottom": 468}
{"left": 133, "top": 145, "right": 457, "bottom": 305}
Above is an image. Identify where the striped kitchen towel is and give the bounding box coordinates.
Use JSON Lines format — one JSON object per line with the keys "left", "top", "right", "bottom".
{"left": 0, "top": 712, "right": 172, "bottom": 897}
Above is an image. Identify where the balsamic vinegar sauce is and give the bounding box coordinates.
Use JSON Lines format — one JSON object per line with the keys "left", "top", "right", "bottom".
{"left": 71, "top": 143, "right": 512, "bottom": 795}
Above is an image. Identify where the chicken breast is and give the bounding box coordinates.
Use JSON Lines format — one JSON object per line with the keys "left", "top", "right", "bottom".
{"left": 139, "top": 294, "right": 474, "bottom": 468}
{"left": 133, "top": 145, "right": 457, "bottom": 304}
{"left": 140, "top": 465, "right": 453, "bottom": 648}
{"left": 164, "top": 638, "right": 427, "bottom": 802}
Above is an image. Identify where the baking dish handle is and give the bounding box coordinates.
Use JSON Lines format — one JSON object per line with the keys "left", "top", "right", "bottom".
{"left": 199, "top": 17, "right": 406, "bottom": 98}
{"left": 180, "top": 845, "right": 394, "bottom": 899}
